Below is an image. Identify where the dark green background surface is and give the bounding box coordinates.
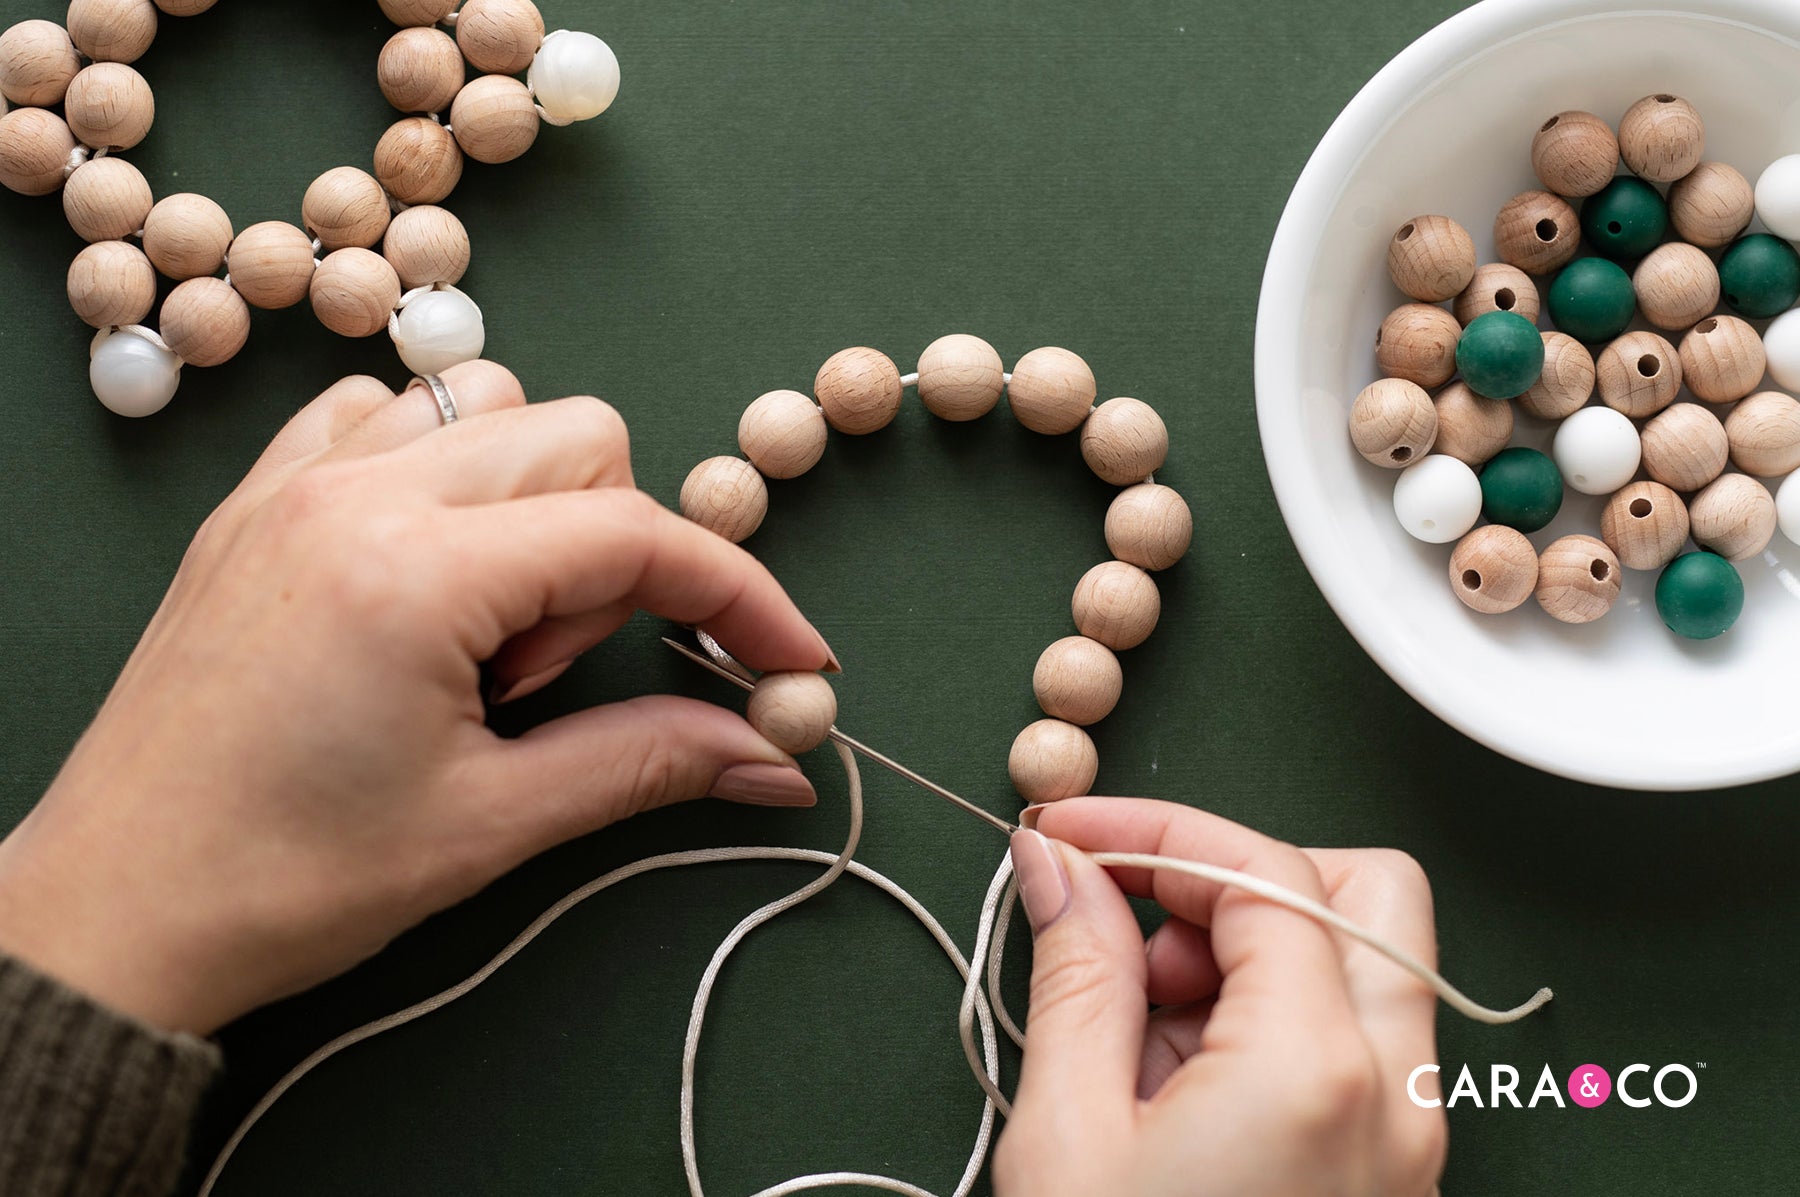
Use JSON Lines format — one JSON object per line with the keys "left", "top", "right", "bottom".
{"left": 0, "top": 1, "right": 1792, "bottom": 1193}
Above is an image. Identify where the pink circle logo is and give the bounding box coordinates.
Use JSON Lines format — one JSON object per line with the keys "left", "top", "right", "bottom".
{"left": 1568, "top": 1064, "right": 1612, "bottom": 1108}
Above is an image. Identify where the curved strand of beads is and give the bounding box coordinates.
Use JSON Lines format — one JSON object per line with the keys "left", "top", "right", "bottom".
{"left": 0, "top": 0, "right": 621, "bottom": 416}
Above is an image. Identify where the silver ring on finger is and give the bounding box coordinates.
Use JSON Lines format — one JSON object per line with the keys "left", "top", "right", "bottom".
{"left": 416, "top": 374, "right": 459, "bottom": 426}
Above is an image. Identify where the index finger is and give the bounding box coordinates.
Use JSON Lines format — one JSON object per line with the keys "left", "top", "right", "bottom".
{"left": 449, "top": 486, "right": 835, "bottom": 673}
{"left": 1034, "top": 797, "right": 1360, "bottom": 1055}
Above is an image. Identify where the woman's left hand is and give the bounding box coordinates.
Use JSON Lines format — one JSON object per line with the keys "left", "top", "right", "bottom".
{"left": 0, "top": 361, "right": 835, "bottom": 1035}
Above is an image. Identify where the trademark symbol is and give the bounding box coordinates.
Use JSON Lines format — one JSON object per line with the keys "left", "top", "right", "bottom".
{"left": 1696, "top": 1062, "right": 1707, "bottom": 1068}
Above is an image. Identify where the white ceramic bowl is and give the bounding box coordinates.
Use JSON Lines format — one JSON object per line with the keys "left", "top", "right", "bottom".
{"left": 1255, "top": 0, "right": 1800, "bottom": 790}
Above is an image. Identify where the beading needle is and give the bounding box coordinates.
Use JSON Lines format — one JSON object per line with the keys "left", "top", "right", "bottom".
{"left": 662, "top": 637, "right": 1018, "bottom": 837}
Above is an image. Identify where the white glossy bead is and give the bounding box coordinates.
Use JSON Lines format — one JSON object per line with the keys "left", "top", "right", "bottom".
{"left": 1392, "top": 454, "right": 1481, "bottom": 544}
{"left": 1778, "top": 470, "right": 1800, "bottom": 547}
{"left": 528, "top": 31, "right": 619, "bottom": 123}
{"left": 1754, "top": 154, "right": 1800, "bottom": 241}
{"left": 1553, "top": 405, "right": 1642, "bottom": 496}
{"left": 1763, "top": 308, "right": 1800, "bottom": 393}
{"left": 392, "top": 287, "right": 486, "bottom": 375}
{"left": 90, "top": 329, "right": 180, "bottom": 418}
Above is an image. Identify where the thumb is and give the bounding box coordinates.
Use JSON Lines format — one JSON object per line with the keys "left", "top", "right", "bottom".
{"left": 476, "top": 694, "right": 816, "bottom": 862}
{"left": 1011, "top": 829, "right": 1149, "bottom": 1127}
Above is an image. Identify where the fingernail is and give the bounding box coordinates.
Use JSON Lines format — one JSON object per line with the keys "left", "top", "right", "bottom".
{"left": 1010, "top": 830, "right": 1071, "bottom": 935}
{"left": 821, "top": 642, "right": 842, "bottom": 674}
{"left": 488, "top": 655, "right": 578, "bottom": 704}
{"left": 1018, "top": 803, "right": 1052, "bottom": 831}
{"left": 709, "top": 762, "right": 817, "bottom": 808}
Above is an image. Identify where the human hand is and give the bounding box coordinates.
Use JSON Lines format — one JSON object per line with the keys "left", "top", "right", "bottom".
{"left": 994, "top": 799, "right": 1447, "bottom": 1197}
{"left": 0, "top": 361, "right": 835, "bottom": 1035}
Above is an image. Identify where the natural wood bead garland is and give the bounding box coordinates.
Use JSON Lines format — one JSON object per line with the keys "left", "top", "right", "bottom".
{"left": 0, "top": 1, "right": 620, "bottom": 418}
{"left": 677, "top": 336, "right": 1191, "bottom": 808}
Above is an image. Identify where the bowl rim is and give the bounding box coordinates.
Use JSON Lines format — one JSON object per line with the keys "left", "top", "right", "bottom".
{"left": 1253, "top": 0, "right": 1800, "bottom": 791}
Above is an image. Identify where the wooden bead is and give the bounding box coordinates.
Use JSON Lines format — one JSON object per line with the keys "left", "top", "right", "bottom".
{"left": 1080, "top": 397, "right": 1167, "bottom": 485}
{"left": 1007, "top": 718, "right": 1098, "bottom": 804}
{"left": 1530, "top": 110, "right": 1619, "bottom": 198}
{"left": 738, "top": 389, "right": 827, "bottom": 479}
{"left": 745, "top": 671, "right": 836, "bottom": 755}
{"left": 450, "top": 75, "right": 540, "bottom": 165}
{"left": 63, "top": 62, "right": 154, "bottom": 150}
{"left": 1104, "top": 483, "right": 1191, "bottom": 571}
{"left": 66, "top": 239, "right": 154, "bottom": 327}
{"left": 916, "top": 333, "right": 1003, "bottom": 421}
{"left": 0, "top": 106, "right": 75, "bottom": 196}
{"left": 1632, "top": 242, "right": 1720, "bottom": 331}
{"left": 0, "top": 19, "right": 80, "bottom": 106}
{"left": 679, "top": 456, "right": 767, "bottom": 543}
{"left": 226, "top": 221, "right": 316, "bottom": 310}
{"left": 1600, "top": 480, "right": 1689, "bottom": 571}
{"left": 1619, "top": 93, "right": 1704, "bottom": 183}
{"left": 382, "top": 204, "right": 470, "bottom": 289}
{"left": 142, "top": 193, "right": 232, "bottom": 280}
{"left": 1596, "top": 330, "right": 1682, "bottom": 418}
{"left": 815, "top": 346, "right": 902, "bottom": 435}
{"left": 1448, "top": 525, "right": 1537, "bottom": 614}
{"left": 378, "top": 28, "right": 464, "bottom": 114}
{"left": 1517, "top": 331, "right": 1595, "bottom": 421}
{"left": 1033, "top": 636, "right": 1123, "bottom": 726}
{"left": 1386, "top": 214, "right": 1475, "bottom": 301}
{"left": 66, "top": 0, "right": 156, "bottom": 64}
{"left": 309, "top": 248, "right": 401, "bottom": 338}
{"left": 1008, "top": 346, "right": 1096, "bottom": 434}
{"left": 1688, "top": 473, "right": 1775, "bottom": 562}
{"left": 159, "top": 276, "right": 249, "bottom": 367}
{"left": 1640, "top": 403, "right": 1728, "bottom": 492}
{"left": 1726, "top": 391, "right": 1800, "bottom": 477}
{"left": 1349, "top": 377, "right": 1436, "bottom": 468}
{"left": 152, "top": 0, "right": 218, "bottom": 14}
{"left": 62, "top": 156, "right": 151, "bottom": 241}
{"left": 374, "top": 117, "right": 463, "bottom": 206}
{"left": 455, "top": 0, "right": 544, "bottom": 75}
{"left": 1535, "top": 534, "right": 1621, "bottom": 624}
{"left": 1454, "top": 263, "right": 1539, "bottom": 326}
{"left": 1493, "top": 190, "right": 1579, "bottom": 275}
{"left": 1667, "top": 161, "right": 1753, "bottom": 248}
{"left": 1678, "top": 315, "right": 1765, "bottom": 404}
{"left": 1071, "top": 560, "right": 1160, "bottom": 651}
{"left": 378, "top": 0, "right": 458, "bottom": 25}
{"left": 1430, "top": 380, "right": 1512, "bottom": 467}
{"left": 303, "top": 166, "right": 390, "bottom": 251}
{"left": 1375, "top": 303, "right": 1460, "bottom": 389}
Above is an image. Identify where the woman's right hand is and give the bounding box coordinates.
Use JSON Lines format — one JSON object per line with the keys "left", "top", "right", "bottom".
{"left": 994, "top": 798, "right": 1448, "bottom": 1197}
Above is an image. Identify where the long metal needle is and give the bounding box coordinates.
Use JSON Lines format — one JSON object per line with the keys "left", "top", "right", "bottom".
{"left": 662, "top": 637, "right": 1018, "bottom": 837}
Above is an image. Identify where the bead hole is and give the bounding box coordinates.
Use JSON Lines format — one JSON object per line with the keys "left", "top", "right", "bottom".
{"left": 1656, "top": 93, "right": 1677, "bottom": 103}
{"left": 1397, "top": 223, "right": 1416, "bottom": 242}
{"left": 1495, "top": 288, "right": 1516, "bottom": 310}
{"left": 1422, "top": 519, "right": 1437, "bottom": 531}
{"left": 1390, "top": 446, "right": 1413, "bottom": 463}
{"left": 1535, "top": 219, "right": 1558, "bottom": 242}
{"left": 1461, "top": 568, "right": 1483, "bottom": 591}
{"left": 1638, "top": 354, "right": 1660, "bottom": 378}
{"left": 1541, "top": 115, "right": 1561, "bottom": 132}
{"left": 1696, "top": 318, "right": 1718, "bottom": 334}
{"left": 1630, "top": 497, "right": 1653, "bottom": 518}
{"left": 1590, "top": 559, "right": 1611, "bottom": 581}
{"left": 1607, "top": 221, "right": 1623, "bottom": 235}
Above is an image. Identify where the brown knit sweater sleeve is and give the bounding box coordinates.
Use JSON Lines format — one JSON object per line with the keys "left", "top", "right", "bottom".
{"left": 0, "top": 952, "right": 220, "bottom": 1197}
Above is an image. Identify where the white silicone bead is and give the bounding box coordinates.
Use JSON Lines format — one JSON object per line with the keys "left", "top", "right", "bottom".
{"left": 528, "top": 31, "right": 619, "bottom": 123}
{"left": 1392, "top": 454, "right": 1482, "bottom": 543}
{"left": 1754, "top": 154, "right": 1800, "bottom": 241}
{"left": 1779, "top": 471, "right": 1800, "bottom": 547}
{"left": 1763, "top": 308, "right": 1800, "bottom": 393}
{"left": 90, "top": 328, "right": 180, "bottom": 418}
{"left": 1553, "top": 405, "right": 1642, "bottom": 496}
{"left": 393, "top": 288, "right": 486, "bottom": 375}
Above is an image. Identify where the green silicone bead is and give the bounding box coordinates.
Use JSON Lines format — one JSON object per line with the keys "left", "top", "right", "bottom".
{"left": 1547, "top": 257, "right": 1636, "bottom": 343}
{"left": 1580, "top": 176, "right": 1668, "bottom": 260}
{"left": 1655, "top": 551, "right": 1745, "bottom": 640}
{"left": 1719, "top": 233, "right": 1800, "bottom": 319}
{"left": 1454, "top": 310, "right": 1545, "bottom": 399}
{"left": 1479, "top": 446, "right": 1563, "bottom": 533}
